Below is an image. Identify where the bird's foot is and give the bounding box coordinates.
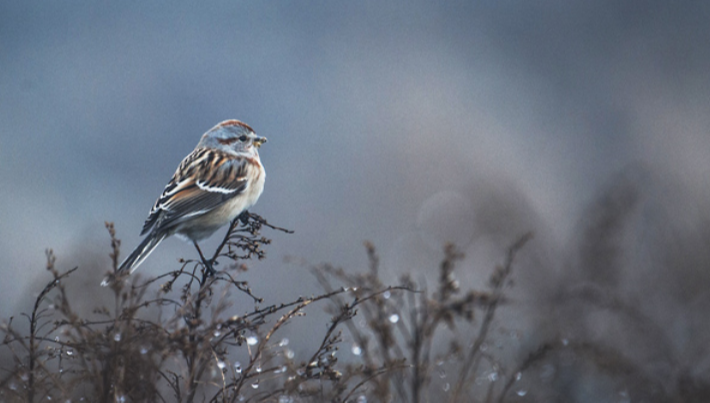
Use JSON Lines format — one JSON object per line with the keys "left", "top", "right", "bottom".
{"left": 239, "top": 210, "right": 250, "bottom": 225}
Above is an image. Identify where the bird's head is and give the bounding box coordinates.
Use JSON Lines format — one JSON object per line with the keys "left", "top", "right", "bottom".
{"left": 199, "top": 119, "right": 267, "bottom": 155}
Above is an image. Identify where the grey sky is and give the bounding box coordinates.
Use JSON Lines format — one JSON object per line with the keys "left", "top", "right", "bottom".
{"left": 2, "top": 2, "right": 710, "bottom": 370}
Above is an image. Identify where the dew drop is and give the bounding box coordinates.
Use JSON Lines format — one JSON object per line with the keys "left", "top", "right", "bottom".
{"left": 217, "top": 360, "right": 226, "bottom": 370}
{"left": 383, "top": 290, "right": 391, "bottom": 299}
{"left": 388, "top": 314, "right": 399, "bottom": 324}
{"left": 285, "top": 349, "right": 295, "bottom": 359}
{"left": 246, "top": 336, "right": 258, "bottom": 346}
{"left": 213, "top": 330, "right": 222, "bottom": 337}
{"left": 256, "top": 365, "right": 262, "bottom": 373}
{"left": 516, "top": 389, "right": 527, "bottom": 397}
{"left": 250, "top": 380, "right": 260, "bottom": 389}
{"left": 438, "top": 368, "right": 446, "bottom": 379}
{"left": 279, "top": 338, "right": 289, "bottom": 347}
{"left": 234, "top": 362, "right": 242, "bottom": 373}
{"left": 515, "top": 372, "right": 522, "bottom": 381}
{"left": 356, "top": 396, "right": 367, "bottom": 403}
{"left": 113, "top": 333, "right": 122, "bottom": 342}
{"left": 487, "top": 372, "right": 498, "bottom": 382}
{"left": 140, "top": 346, "right": 149, "bottom": 355}
{"left": 278, "top": 396, "right": 293, "bottom": 403}
{"left": 443, "top": 382, "right": 450, "bottom": 392}
{"left": 351, "top": 344, "right": 362, "bottom": 356}
{"left": 66, "top": 349, "right": 74, "bottom": 356}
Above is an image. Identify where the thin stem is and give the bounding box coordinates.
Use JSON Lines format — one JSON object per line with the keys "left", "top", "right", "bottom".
{"left": 193, "top": 241, "right": 215, "bottom": 275}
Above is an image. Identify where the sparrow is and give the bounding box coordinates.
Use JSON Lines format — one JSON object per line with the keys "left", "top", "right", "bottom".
{"left": 101, "top": 120, "right": 266, "bottom": 286}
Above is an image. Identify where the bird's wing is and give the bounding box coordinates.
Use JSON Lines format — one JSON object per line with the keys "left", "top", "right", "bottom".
{"left": 140, "top": 148, "right": 249, "bottom": 235}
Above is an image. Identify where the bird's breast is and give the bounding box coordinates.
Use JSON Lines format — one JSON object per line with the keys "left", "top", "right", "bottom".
{"left": 174, "top": 158, "right": 265, "bottom": 241}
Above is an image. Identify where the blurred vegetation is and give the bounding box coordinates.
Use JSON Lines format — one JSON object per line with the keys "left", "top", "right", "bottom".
{"left": 1, "top": 210, "right": 705, "bottom": 402}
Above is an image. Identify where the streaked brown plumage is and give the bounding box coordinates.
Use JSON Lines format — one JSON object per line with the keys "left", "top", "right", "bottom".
{"left": 101, "top": 120, "right": 266, "bottom": 286}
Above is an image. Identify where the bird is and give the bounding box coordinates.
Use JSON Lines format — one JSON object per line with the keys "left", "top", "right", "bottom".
{"left": 101, "top": 119, "right": 266, "bottom": 286}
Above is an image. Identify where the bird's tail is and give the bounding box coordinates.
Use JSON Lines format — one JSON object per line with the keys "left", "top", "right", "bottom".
{"left": 100, "top": 232, "right": 166, "bottom": 286}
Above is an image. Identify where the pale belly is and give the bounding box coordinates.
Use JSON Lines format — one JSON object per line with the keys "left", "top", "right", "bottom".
{"left": 175, "top": 166, "right": 265, "bottom": 241}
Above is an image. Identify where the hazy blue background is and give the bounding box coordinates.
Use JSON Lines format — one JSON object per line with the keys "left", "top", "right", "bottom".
{"left": 2, "top": 2, "right": 710, "bottom": 399}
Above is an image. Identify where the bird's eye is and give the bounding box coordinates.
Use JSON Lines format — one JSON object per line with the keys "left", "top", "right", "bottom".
{"left": 239, "top": 135, "right": 248, "bottom": 142}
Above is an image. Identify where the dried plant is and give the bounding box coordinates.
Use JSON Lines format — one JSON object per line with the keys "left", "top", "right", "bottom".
{"left": 311, "top": 234, "right": 533, "bottom": 403}
{"left": 5, "top": 210, "right": 679, "bottom": 403}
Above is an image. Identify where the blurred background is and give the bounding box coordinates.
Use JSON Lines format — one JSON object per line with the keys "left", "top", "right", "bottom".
{"left": 2, "top": 1, "right": 710, "bottom": 400}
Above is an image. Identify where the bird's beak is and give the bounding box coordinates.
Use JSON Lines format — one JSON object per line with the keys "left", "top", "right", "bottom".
{"left": 253, "top": 136, "right": 267, "bottom": 148}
